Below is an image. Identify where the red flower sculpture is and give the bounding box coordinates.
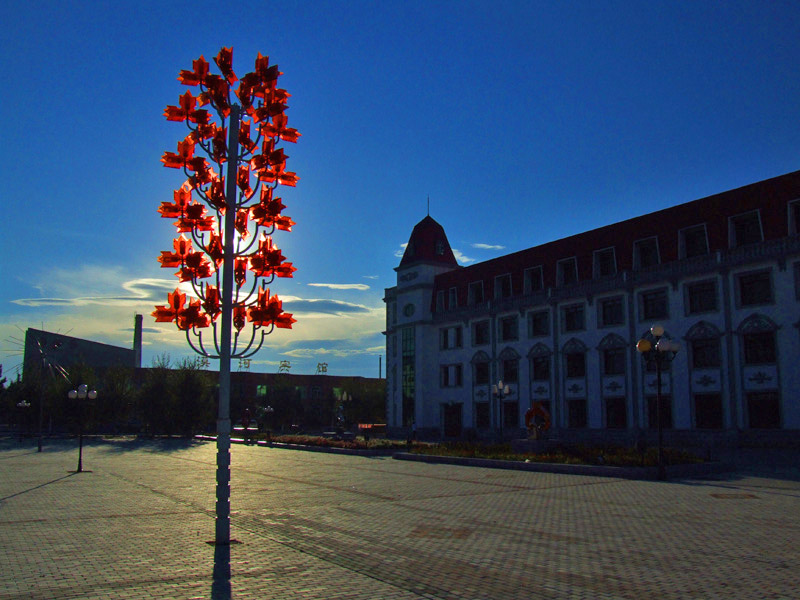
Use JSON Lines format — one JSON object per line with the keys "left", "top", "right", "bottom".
{"left": 156, "top": 47, "right": 299, "bottom": 357}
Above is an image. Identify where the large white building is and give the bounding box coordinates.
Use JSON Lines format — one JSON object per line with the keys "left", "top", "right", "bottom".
{"left": 384, "top": 171, "right": 800, "bottom": 445}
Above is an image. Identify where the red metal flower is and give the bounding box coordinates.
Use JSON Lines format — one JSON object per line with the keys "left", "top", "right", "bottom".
{"left": 161, "top": 138, "right": 196, "bottom": 169}
{"left": 203, "top": 286, "right": 221, "bottom": 320}
{"left": 214, "top": 47, "right": 237, "bottom": 85}
{"left": 178, "top": 299, "right": 210, "bottom": 330}
{"left": 207, "top": 232, "right": 224, "bottom": 266}
{"left": 248, "top": 288, "right": 295, "bottom": 329}
{"left": 234, "top": 258, "right": 248, "bottom": 288}
{"left": 178, "top": 56, "right": 210, "bottom": 86}
{"left": 158, "top": 186, "right": 193, "bottom": 218}
{"left": 235, "top": 209, "right": 250, "bottom": 239}
{"left": 249, "top": 237, "right": 296, "bottom": 278}
{"left": 262, "top": 112, "right": 300, "bottom": 143}
{"left": 153, "top": 291, "right": 210, "bottom": 330}
{"left": 233, "top": 304, "right": 247, "bottom": 331}
{"left": 158, "top": 235, "right": 195, "bottom": 268}
{"left": 175, "top": 202, "right": 215, "bottom": 233}
{"left": 152, "top": 289, "right": 187, "bottom": 323}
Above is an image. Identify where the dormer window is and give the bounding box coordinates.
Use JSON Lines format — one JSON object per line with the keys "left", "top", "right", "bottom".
{"left": 633, "top": 237, "right": 660, "bottom": 269}
{"left": 435, "top": 240, "right": 445, "bottom": 255}
{"left": 495, "top": 274, "right": 512, "bottom": 299}
{"left": 557, "top": 257, "right": 578, "bottom": 286}
{"left": 593, "top": 248, "right": 616, "bottom": 278}
{"left": 468, "top": 281, "right": 484, "bottom": 305}
{"left": 523, "top": 266, "right": 544, "bottom": 294}
{"left": 789, "top": 199, "right": 800, "bottom": 235}
{"left": 448, "top": 287, "right": 457, "bottom": 309}
{"left": 730, "top": 211, "right": 763, "bottom": 247}
{"left": 680, "top": 225, "right": 709, "bottom": 258}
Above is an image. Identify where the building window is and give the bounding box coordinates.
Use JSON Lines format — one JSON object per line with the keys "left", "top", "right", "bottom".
{"left": 743, "top": 331, "right": 777, "bottom": 365}
{"left": 747, "top": 392, "right": 780, "bottom": 429}
{"left": 256, "top": 384, "right": 268, "bottom": 397}
{"left": 499, "top": 315, "right": 518, "bottom": 342}
{"left": 495, "top": 273, "right": 512, "bottom": 299}
{"left": 448, "top": 287, "right": 457, "bottom": 309}
{"left": 502, "top": 358, "right": 519, "bottom": 383}
{"left": 694, "top": 394, "right": 723, "bottom": 429}
{"left": 561, "top": 304, "right": 585, "bottom": 332}
{"left": 531, "top": 355, "right": 550, "bottom": 381}
{"left": 527, "top": 310, "right": 549, "bottom": 337}
{"left": 503, "top": 401, "right": 519, "bottom": 428}
{"left": 795, "top": 263, "right": 800, "bottom": 301}
{"left": 439, "top": 326, "right": 463, "bottom": 350}
{"left": 475, "top": 402, "right": 490, "bottom": 429}
{"left": 640, "top": 288, "right": 668, "bottom": 321}
{"left": 473, "top": 361, "right": 489, "bottom": 385}
{"left": 568, "top": 399, "right": 587, "bottom": 428}
{"left": 680, "top": 225, "right": 709, "bottom": 259}
{"left": 472, "top": 320, "right": 490, "bottom": 346}
{"left": 790, "top": 200, "right": 800, "bottom": 235}
{"left": 602, "top": 348, "right": 625, "bottom": 376}
{"left": 593, "top": 247, "right": 616, "bottom": 278}
{"left": 468, "top": 281, "right": 484, "bottom": 305}
{"left": 633, "top": 237, "right": 660, "bottom": 269}
{"left": 598, "top": 296, "right": 624, "bottom": 327}
{"left": 686, "top": 280, "right": 718, "bottom": 314}
{"left": 730, "top": 210, "right": 763, "bottom": 247}
{"left": 606, "top": 398, "right": 627, "bottom": 429}
{"left": 565, "top": 352, "right": 585, "bottom": 378}
{"left": 440, "top": 364, "right": 463, "bottom": 388}
{"left": 435, "top": 290, "right": 445, "bottom": 312}
{"left": 738, "top": 271, "right": 773, "bottom": 306}
{"left": 691, "top": 338, "right": 721, "bottom": 369}
{"left": 647, "top": 396, "right": 673, "bottom": 429}
{"left": 557, "top": 257, "right": 578, "bottom": 286}
{"left": 524, "top": 266, "right": 544, "bottom": 294}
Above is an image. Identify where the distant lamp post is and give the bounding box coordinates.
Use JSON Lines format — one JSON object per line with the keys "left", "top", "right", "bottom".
{"left": 68, "top": 384, "right": 97, "bottom": 473}
{"left": 16, "top": 399, "right": 31, "bottom": 442}
{"left": 492, "top": 380, "right": 511, "bottom": 438}
{"left": 636, "top": 324, "right": 679, "bottom": 481}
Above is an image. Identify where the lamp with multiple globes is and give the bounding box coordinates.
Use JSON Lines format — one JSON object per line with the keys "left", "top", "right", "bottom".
{"left": 635, "top": 324, "right": 680, "bottom": 481}
{"left": 67, "top": 384, "right": 97, "bottom": 473}
{"left": 492, "top": 380, "right": 511, "bottom": 438}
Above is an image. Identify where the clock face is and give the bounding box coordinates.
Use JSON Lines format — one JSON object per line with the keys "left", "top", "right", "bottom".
{"left": 403, "top": 303, "right": 415, "bottom": 317}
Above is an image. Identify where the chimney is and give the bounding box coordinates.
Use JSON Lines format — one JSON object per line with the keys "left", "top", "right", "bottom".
{"left": 133, "top": 313, "right": 143, "bottom": 368}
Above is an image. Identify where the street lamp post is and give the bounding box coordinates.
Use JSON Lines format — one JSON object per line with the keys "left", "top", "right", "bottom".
{"left": 636, "top": 324, "right": 679, "bottom": 481}
{"left": 492, "top": 380, "right": 511, "bottom": 440}
{"left": 16, "top": 400, "right": 30, "bottom": 442}
{"left": 68, "top": 384, "right": 97, "bottom": 473}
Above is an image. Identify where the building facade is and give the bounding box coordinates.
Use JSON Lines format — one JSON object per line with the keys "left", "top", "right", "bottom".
{"left": 384, "top": 172, "right": 800, "bottom": 445}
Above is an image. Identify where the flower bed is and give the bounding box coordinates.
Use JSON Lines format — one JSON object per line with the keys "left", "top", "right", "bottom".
{"left": 409, "top": 442, "right": 704, "bottom": 467}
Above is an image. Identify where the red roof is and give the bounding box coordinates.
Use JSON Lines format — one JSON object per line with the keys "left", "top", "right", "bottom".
{"left": 399, "top": 216, "right": 459, "bottom": 269}
{"left": 431, "top": 169, "right": 800, "bottom": 309}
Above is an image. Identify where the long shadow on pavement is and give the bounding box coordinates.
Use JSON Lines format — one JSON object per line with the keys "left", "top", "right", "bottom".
{"left": 0, "top": 471, "right": 77, "bottom": 502}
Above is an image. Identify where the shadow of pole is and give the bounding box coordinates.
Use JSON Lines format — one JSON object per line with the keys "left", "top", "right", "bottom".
{"left": 211, "top": 543, "right": 231, "bottom": 600}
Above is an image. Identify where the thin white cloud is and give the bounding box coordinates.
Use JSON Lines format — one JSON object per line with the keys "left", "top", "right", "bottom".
{"left": 5, "top": 264, "right": 387, "bottom": 371}
{"left": 394, "top": 243, "right": 408, "bottom": 258}
{"left": 452, "top": 249, "right": 475, "bottom": 264}
{"left": 307, "top": 283, "right": 370, "bottom": 291}
{"left": 282, "top": 345, "right": 384, "bottom": 359}
{"left": 362, "top": 275, "right": 379, "bottom": 280}
{"left": 471, "top": 243, "right": 506, "bottom": 250}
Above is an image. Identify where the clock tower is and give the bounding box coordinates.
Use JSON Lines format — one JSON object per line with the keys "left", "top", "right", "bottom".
{"left": 384, "top": 216, "right": 459, "bottom": 434}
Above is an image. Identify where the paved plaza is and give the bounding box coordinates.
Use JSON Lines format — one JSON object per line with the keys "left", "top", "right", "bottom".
{"left": 0, "top": 437, "right": 798, "bottom": 600}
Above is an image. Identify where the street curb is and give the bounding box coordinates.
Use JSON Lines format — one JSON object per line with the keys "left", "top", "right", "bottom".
{"left": 194, "top": 435, "right": 397, "bottom": 456}
{"left": 392, "top": 452, "right": 734, "bottom": 481}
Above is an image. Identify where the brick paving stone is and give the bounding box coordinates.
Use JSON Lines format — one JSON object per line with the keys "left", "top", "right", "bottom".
{"left": 0, "top": 437, "right": 798, "bottom": 599}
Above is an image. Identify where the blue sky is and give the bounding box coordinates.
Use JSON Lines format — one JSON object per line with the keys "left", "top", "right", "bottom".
{"left": 2, "top": 1, "right": 800, "bottom": 379}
